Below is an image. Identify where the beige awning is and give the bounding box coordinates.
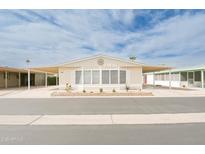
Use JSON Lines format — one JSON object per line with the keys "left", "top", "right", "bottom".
{"left": 30, "top": 67, "right": 59, "bottom": 74}
{"left": 142, "top": 65, "right": 172, "bottom": 73}
{"left": 0, "top": 67, "right": 27, "bottom": 73}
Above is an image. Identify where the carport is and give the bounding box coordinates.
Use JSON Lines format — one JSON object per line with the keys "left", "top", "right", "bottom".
{"left": 0, "top": 66, "right": 55, "bottom": 89}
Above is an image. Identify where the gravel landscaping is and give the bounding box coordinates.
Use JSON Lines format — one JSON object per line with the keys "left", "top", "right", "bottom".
{"left": 51, "top": 91, "right": 153, "bottom": 96}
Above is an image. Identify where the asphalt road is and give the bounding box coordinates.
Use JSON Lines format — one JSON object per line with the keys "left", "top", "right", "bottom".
{"left": 0, "top": 97, "right": 205, "bottom": 144}
{"left": 0, "top": 124, "right": 205, "bottom": 144}
{"left": 0, "top": 97, "right": 204, "bottom": 114}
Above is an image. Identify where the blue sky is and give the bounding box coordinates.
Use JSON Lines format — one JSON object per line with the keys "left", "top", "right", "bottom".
{"left": 0, "top": 9, "right": 205, "bottom": 68}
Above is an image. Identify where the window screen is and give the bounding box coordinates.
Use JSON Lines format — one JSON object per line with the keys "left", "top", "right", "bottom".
{"left": 84, "top": 70, "right": 91, "bottom": 84}
{"left": 92, "top": 70, "right": 100, "bottom": 84}
{"left": 120, "top": 70, "right": 126, "bottom": 84}
{"left": 75, "top": 71, "right": 82, "bottom": 84}
{"left": 195, "top": 71, "right": 201, "bottom": 82}
{"left": 102, "top": 70, "right": 109, "bottom": 84}
{"left": 111, "top": 70, "right": 118, "bottom": 84}
{"left": 181, "top": 72, "right": 187, "bottom": 81}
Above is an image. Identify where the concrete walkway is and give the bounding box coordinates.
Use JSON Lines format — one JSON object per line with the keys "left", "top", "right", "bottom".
{"left": 1, "top": 113, "right": 205, "bottom": 125}
{"left": 143, "top": 88, "right": 205, "bottom": 97}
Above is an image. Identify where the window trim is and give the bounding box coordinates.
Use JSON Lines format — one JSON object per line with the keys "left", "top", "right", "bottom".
{"left": 75, "top": 69, "right": 126, "bottom": 85}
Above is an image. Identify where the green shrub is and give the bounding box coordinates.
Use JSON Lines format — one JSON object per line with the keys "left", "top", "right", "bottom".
{"left": 112, "top": 89, "right": 116, "bottom": 93}
{"left": 83, "top": 89, "right": 86, "bottom": 93}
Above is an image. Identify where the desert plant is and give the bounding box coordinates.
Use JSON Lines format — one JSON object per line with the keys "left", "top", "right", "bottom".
{"left": 112, "top": 89, "right": 116, "bottom": 93}
{"left": 99, "top": 88, "right": 103, "bottom": 93}
{"left": 125, "top": 85, "right": 130, "bottom": 92}
{"left": 65, "top": 83, "right": 72, "bottom": 92}
{"left": 83, "top": 89, "right": 86, "bottom": 93}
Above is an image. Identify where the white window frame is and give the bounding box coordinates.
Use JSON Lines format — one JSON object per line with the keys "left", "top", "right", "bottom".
{"left": 74, "top": 68, "right": 126, "bottom": 86}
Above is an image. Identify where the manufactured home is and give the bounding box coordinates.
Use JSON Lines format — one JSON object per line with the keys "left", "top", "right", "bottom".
{"left": 144, "top": 65, "right": 205, "bottom": 89}
{"left": 32, "top": 54, "right": 169, "bottom": 91}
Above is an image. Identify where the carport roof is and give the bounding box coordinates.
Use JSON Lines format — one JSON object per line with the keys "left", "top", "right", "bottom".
{"left": 145, "top": 65, "right": 205, "bottom": 74}
{"left": 0, "top": 66, "right": 27, "bottom": 73}
{"left": 0, "top": 66, "right": 56, "bottom": 74}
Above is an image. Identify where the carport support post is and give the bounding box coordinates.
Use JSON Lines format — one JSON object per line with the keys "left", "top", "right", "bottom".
{"left": 18, "top": 72, "right": 21, "bottom": 87}
{"left": 201, "top": 70, "right": 204, "bottom": 89}
{"left": 45, "top": 72, "right": 48, "bottom": 87}
{"left": 153, "top": 72, "right": 155, "bottom": 87}
{"left": 5, "top": 71, "right": 7, "bottom": 88}
{"left": 28, "top": 69, "right": 30, "bottom": 90}
{"left": 169, "top": 70, "right": 172, "bottom": 89}
{"left": 82, "top": 67, "right": 84, "bottom": 90}
{"left": 56, "top": 73, "right": 58, "bottom": 85}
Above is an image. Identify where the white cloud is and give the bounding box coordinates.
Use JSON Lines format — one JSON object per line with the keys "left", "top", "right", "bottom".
{"left": 0, "top": 10, "right": 205, "bottom": 68}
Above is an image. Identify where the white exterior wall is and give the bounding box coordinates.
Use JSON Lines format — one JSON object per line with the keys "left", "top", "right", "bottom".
{"left": 146, "top": 74, "right": 154, "bottom": 85}
{"left": 155, "top": 81, "right": 180, "bottom": 88}
{"left": 126, "top": 67, "right": 143, "bottom": 90}
{"left": 58, "top": 67, "right": 75, "bottom": 88}
{"left": 58, "top": 57, "right": 143, "bottom": 91}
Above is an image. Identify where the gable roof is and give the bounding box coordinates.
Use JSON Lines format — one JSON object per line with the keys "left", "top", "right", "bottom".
{"left": 58, "top": 54, "right": 145, "bottom": 67}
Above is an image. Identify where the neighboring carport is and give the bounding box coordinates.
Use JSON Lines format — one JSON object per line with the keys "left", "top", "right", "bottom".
{"left": 30, "top": 66, "right": 59, "bottom": 88}
{"left": 142, "top": 65, "right": 171, "bottom": 73}
{"left": 0, "top": 67, "right": 27, "bottom": 89}
{"left": 0, "top": 66, "right": 55, "bottom": 90}
{"left": 142, "top": 65, "right": 172, "bottom": 89}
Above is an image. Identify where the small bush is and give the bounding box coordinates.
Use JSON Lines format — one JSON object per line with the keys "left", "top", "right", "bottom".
{"left": 125, "top": 85, "right": 129, "bottom": 92}
{"left": 112, "top": 89, "right": 116, "bottom": 93}
{"left": 90, "top": 91, "right": 93, "bottom": 93}
{"left": 99, "top": 88, "right": 103, "bottom": 93}
{"left": 83, "top": 89, "right": 86, "bottom": 93}
{"left": 65, "top": 83, "right": 72, "bottom": 92}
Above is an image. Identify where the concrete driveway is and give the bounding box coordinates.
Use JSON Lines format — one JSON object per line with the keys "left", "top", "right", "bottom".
{"left": 0, "top": 86, "right": 57, "bottom": 98}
